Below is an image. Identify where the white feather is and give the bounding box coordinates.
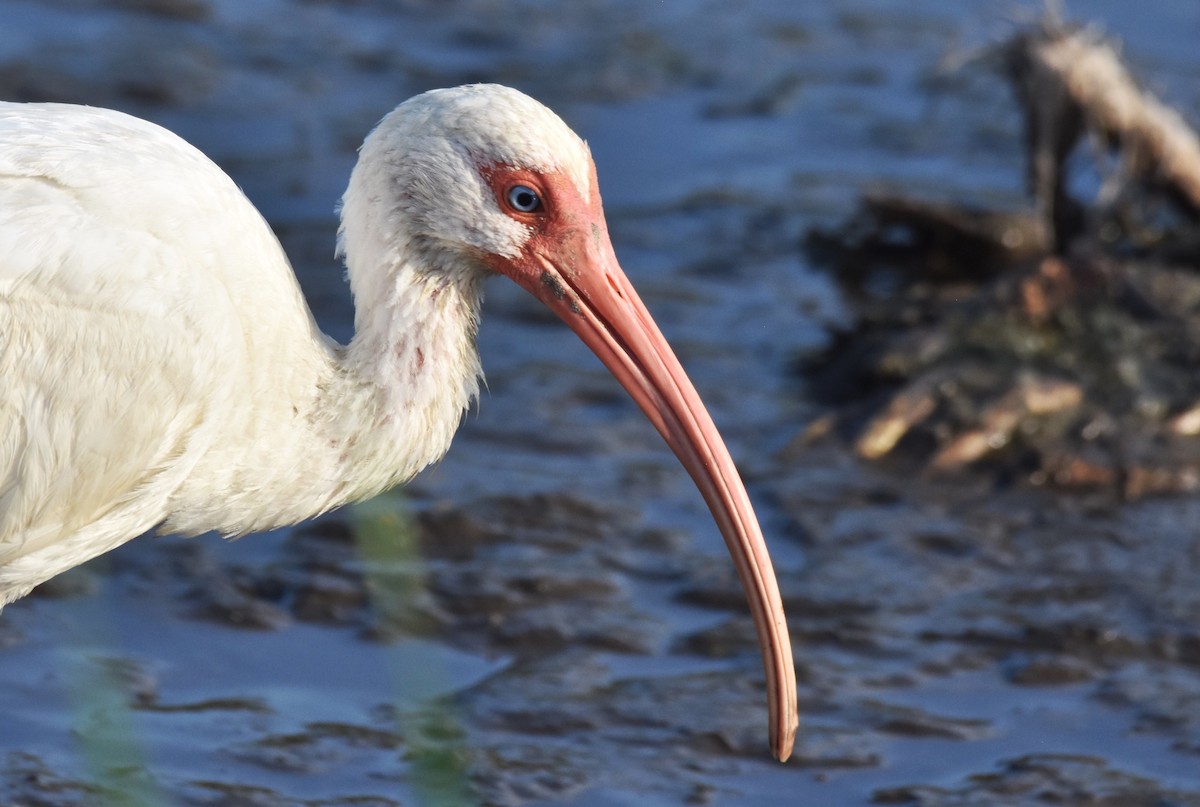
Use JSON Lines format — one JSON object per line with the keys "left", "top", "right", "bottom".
{"left": 0, "top": 84, "right": 592, "bottom": 605}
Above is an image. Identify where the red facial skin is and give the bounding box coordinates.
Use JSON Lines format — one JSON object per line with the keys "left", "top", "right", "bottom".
{"left": 481, "top": 160, "right": 798, "bottom": 762}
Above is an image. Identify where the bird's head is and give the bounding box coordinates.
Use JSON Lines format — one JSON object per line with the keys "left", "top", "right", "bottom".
{"left": 340, "top": 83, "right": 594, "bottom": 283}
{"left": 340, "top": 84, "right": 797, "bottom": 761}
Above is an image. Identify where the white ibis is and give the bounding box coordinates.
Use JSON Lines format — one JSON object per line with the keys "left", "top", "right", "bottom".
{"left": 0, "top": 84, "right": 797, "bottom": 760}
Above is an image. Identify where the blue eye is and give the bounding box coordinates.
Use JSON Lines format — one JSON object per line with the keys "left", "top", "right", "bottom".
{"left": 506, "top": 184, "right": 542, "bottom": 213}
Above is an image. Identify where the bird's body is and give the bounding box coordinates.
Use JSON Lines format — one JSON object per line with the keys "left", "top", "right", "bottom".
{"left": 0, "top": 102, "right": 474, "bottom": 593}
{"left": 0, "top": 85, "right": 797, "bottom": 759}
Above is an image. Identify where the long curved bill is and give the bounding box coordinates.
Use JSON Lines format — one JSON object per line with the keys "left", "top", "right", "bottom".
{"left": 512, "top": 207, "right": 798, "bottom": 762}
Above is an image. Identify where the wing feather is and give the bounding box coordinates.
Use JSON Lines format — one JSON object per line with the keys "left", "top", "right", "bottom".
{"left": 0, "top": 105, "right": 248, "bottom": 576}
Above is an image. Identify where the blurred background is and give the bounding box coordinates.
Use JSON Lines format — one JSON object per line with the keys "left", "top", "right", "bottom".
{"left": 3, "top": 1, "right": 1200, "bottom": 805}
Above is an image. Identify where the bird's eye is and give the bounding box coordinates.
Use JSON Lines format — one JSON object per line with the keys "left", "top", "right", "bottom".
{"left": 506, "top": 184, "right": 542, "bottom": 213}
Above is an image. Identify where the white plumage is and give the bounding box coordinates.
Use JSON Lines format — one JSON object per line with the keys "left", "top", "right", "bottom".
{"left": 0, "top": 84, "right": 796, "bottom": 760}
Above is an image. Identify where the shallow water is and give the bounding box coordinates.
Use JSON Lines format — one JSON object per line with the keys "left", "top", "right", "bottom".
{"left": 3, "top": 1, "right": 1200, "bottom": 805}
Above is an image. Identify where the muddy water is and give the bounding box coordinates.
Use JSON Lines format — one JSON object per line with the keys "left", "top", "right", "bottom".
{"left": 2, "top": 1, "right": 1200, "bottom": 805}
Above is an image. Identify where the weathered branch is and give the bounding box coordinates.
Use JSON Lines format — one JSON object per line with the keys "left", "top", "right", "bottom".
{"left": 1004, "top": 22, "right": 1200, "bottom": 248}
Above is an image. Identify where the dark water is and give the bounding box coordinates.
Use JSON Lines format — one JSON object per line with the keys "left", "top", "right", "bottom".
{"left": 3, "top": 1, "right": 1200, "bottom": 805}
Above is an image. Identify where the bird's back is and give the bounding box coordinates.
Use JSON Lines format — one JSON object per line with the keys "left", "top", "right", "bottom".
{"left": 0, "top": 103, "right": 325, "bottom": 603}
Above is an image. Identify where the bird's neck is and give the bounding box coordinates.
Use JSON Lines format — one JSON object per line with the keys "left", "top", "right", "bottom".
{"left": 330, "top": 257, "right": 485, "bottom": 505}
{"left": 161, "top": 249, "right": 483, "bottom": 540}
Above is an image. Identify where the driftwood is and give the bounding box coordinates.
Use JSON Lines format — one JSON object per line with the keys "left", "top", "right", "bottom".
{"left": 807, "top": 21, "right": 1200, "bottom": 285}
{"left": 800, "top": 16, "right": 1200, "bottom": 499}
{"left": 1004, "top": 20, "right": 1200, "bottom": 249}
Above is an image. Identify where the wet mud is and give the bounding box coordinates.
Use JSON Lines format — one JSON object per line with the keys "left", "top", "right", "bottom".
{"left": 3, "top": 1, "right": 1200, "bottom": 806}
